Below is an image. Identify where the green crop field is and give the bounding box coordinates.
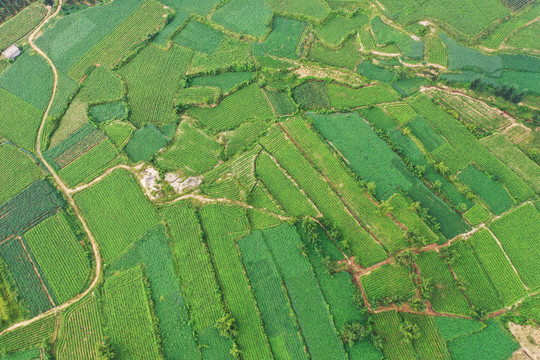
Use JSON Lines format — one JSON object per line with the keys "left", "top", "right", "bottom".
{"left": 0, "top": 145, "right": 42, "bottom": 204}
{"left": 189, "top": 83, "right": 273, "bottom": 131}
{"left": 212, "top": 0, "right": 272, "bottom": 38}
{"left": 4, "top": 0, "right": 540, "bottom": 357}
{"left": 263, "top": 224, "right": 348, "bottom": 359}
{"left": 0, "top": 3, "right": 47, "bottom": 52}
{"left": 74, "top": 169, "right": 160, "bottom": 262}
{"left": 467, "top": 229, "right": 526, "bottom": 306}
{"left": 238, "top": 231, "right": 308, "bottom": 359}
{"left": 415, "top": 251, "right": 470, "bottom": 315}
{"left": 448, "top": 241, "right": 502, "bottom": 312}
{"left": 200, "top": 204, "right": 272, "bottom": 360}
{"left": 118, "top": 44, "right": 192, "bottom": 128}
{"left": 490, "top": 204, "right": 540, "bottom": 289}
{"left": 156, "top": 121, "right": 221, "bottom": 174}
{"left": 25, "top": 214, "right": 91, "bottom": 304}
{"left": 161, "top": 202, "right": 234, "bottom": 359}
{"left": 68, "top": 0, "right": 172, "bottom": 81}
{"left": 56, "top": 296, "right": 103, "bottom": 360}
{"left": 103, "top": 266, "right": 161, "bottom": 359}
{"left": 458, "top": 165, "right": 513, "bottom": 215}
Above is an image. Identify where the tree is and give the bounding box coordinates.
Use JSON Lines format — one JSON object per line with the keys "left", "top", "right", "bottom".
{"left": 341, "top": 322, "right": 370, "bottom": 344}
{"left": 377, "top": 200, "right": 394, "bottom": 216}
{"left": 96, "top": 337, "right": 116, "bottom": 360}
{"left": 469, "top": 78, "right": 481, "bottom": 90}
{"left": 439, "top": 247, "right": 457, "bottom": 264}
{"left": 399, "top": 321, "right": 421, "bottom": 343}
{"left": 229, "top": 343, "right": 242, "bottom": 359}
{"left": 409, "top": 201, "right": 420, "bottom": 213}
{"left": 366, "top": 181, "right": 377, "bottom": 197}
{"left": 302, "top": 218, "right": 319, "bottom": 242}
{"left": 395, "top": 250, "right": 416, "bottom": 267}
{"left": 409, "top": 296, "right": 425, "bottom": 312}
{"left": 418, "top": 277, "right": 434, "bottom": 300}
{"left": 216, "top": 314, "right": 238, "bottom": 339}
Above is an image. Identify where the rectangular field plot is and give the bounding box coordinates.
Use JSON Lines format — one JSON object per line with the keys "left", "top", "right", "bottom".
{"left": 0, "top": 237, "right": 55, "bottom": 317}
{"left": 448, "top": 241, "right": 502, "bottom": 312}
{"left": 103, "top": 266, "right": 161, "bottom": 360}
{"left": 0, "top": 314, "right": 57, "bottom": 354}
{"left": 263, "top": 224, "right": 348, "bottom": 360}
{"left": 58, "top": 139, "right": 118, "bottom": 188}
{"left": 74, "top": 169, "right": 160, "bottom": 262}
{"left": 0, "top": 180, "right": 64, "bottom": 241}
{"left": 458, "top": 165, "right": 512, "bottom": 215}
{"left": 162, "top": 202, "right": 234, "bottom": 359}
{"left": 463, "top": 203, "right": 490, "bottom": 226}
{"left": 25, "top": 214, "right": 91, "bottom": 304}
{"left": 0, "top": 3, "right": 47, "bottom": 51}
{"left": 156, "top": 121, "right": 221, "bottom": 174}
{"left": 415, "top": 251, "right": 470, "bottom": 316}
{"left": 283, "top": 117, "right": 408, "bottom": 252}
{"left": 0, "top": 145, "right": 42, "bottom": 204}
{"left": 68, "top": 0, "right": 172, "bottom": 81}
{"left": 361, "top": 264, "right": 416, "bottom": 306}
{"left": 57, "top": 296, "right": 103, "bottom": 360}
{"left": 400, "top": 313, "right": 451, "bottom": 360}
{"left": 372, "top": 311, "right": 416, "bottom": 360}
{"left": 200, "top": 204, "right": 272, "bottom": 360}
{"left": 489, "top": 204, "right": 540, "bottom": 290}
{"left": 239, "top": 231, "right": 308, "bottom": 359}
{"left": 467, "top": 229, "right": 526, "bottom": 306}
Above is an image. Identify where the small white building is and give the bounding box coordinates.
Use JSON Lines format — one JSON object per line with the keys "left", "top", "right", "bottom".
{"left": 2, "top": 45, "right": 21, "bottom": 60}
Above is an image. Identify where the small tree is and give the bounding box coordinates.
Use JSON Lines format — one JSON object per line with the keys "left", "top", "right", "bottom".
{"left": 418, "top": 278, "right": 434, "bottom": 300}
{"left": 229, "top": 343, "right": 242, "bottom": 359}
{"left": 341, "top": 322, "right": 370, "bottom": 344}
{"left": 216, "top": 314, "right": 238, "bottom": 339}
{"left": 96, "top": 337, "right": 116, "bottom": 360}
{"left": 377, "top": 200, "right": 394, "bottom": 216}
{"left": 399, "top": 321, "right": 421, "bottom": 343}
{"left": 439, "top": 248, "right": 457, "bottom": 264}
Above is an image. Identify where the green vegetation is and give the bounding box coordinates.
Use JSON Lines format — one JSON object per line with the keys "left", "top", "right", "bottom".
{"left": 200, "top": 204, "right": 272, "bottom": 360}
{"left": 103, "top": 266, "right": 161, "bottom": 359}
{"left": 56, "top": 296, "right": 103, "bottom": 360}
{"left": 263, "top": 224, "right": 348, "bottom": 359}
{"left": 212, "top": 0, "right": 272, "bottom": 37}
{"left": 238, "top": 231, "right": 307, "bottom": 359}
{"left": 0, "top": 146, "right": 42, "bottom": 204}
{"left": 371, "top": 17, "right": 424, "bottom": 59}
{"left": 314, "top": 13, "right": 368, "bottom": 46}
{"left": 458, "top": 165, "right": 513, "bottom": 215}
{"left": 25, "top": 214, "right": 90, "bottom": 304}
{"left": 118, "top": 44, "right": 192, "bottom": 127}
{"left": 0, "top": 315, "right": 56, "bottom": 354}
{"left": 125, "top": 124, "right": 169, "bottom": 162}
{"left": 102, "top": 121, "right": 134, "bottom": 148}
{"left": 174, "top": 20, "right": 224, "bottom": 55}
{"left": 257, "top": 16, "right": 305, "bottom": 59}
{"left": 74, "top": 169, "right": 160, "bottom": 262}
{"left": 156, "top": 121, "right": 220, "bottom": 174}
{"left": 463, "top": 203, "right": 490, "bottom": 225}
{"left": 189, "top": 83, "right": 273, "bottom": 131}
{"left": 68, "top": 0, "right": 171, "bottom": 81}
{"left": 0, "top": 3, "right": 47, "bottom": 51}
{"left": 372, "top": 311, "right": 416, "bottom": 360}
{"left": 327, "top": 84, "right": 400, "bottom": 108}
{"left": 0, "top": 89, "right": 42, "bottom": 150}
{"left": 88, "top": 101, "right": 127, "bottom": 123}
{"left": 362, "top": 264, "right": 416, "bottom": 305}
{"left": 490, "top": 204, "right": 540, "bottom": 289}
{"left": 265, "top": 0, "right": 329, "bottom": 20}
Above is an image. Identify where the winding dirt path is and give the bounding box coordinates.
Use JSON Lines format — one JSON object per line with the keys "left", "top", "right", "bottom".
{"left": 0, "top": 0, "right": 103, "bottom": 338}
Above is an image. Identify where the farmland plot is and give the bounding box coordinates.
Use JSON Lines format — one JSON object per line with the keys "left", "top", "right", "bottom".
{"left": 258, "top": 16, "right": 306, "bottom": 59}
{"left": 118, "top": 44, "right": 192, "bottom": 128}
{"left": 489, "top": 204, "right": 540, "bottom": 289}
{"left": 327, "top": 83, "right": 399, "bottom": 108}
{"left": 263, "top": 224, "right": 348, "bottom": 360}
{"left": 74, "top": 169, "right": 160, "bottom": 262}
{"left": 361, "top": 264, "right": 416, "bottom": 305}
{"left": 400, "top": 313, "right": 451, "bottom": 360}
{"left": 212, "top": 0, "right": 273, "bottom": 38}
{"left": 200, "top": 204, "right": 272, "bottom": 360}
{"left": 25, "top": 214, "right": 91, "bottom": 304}
{"left": 372, "top": 311, "right": 416, "bottom": 360}
{"left": 0, "top": 314, "right": 56, "bottom": 354}
{"left": 264, "top": 0, "right": 329, "bottom": 20}
{"left": 0, "top": 89, "right": 43, "bottom": 150}
{"left": 0, "top": 145, "right": 42, "bottom": 204}
{"left": 238, "top": 231, "right": 308, "bottom": 359}
{"left": 309, "top": 37, "right": 362, "bottom": 70}
{"left": 103, "top": 266, "right": 161, "bottom": 360}
{"left": 162, "top": 203, "right": 234, "bottom": 359}
{"left": 468, "top": 229, "right": 526, "bottom": 305}
{"left": 56, "top": 296, "right": 103, "bottom": 360}
{"left": 0, "top": 3, "right": 47, "bottom": 51}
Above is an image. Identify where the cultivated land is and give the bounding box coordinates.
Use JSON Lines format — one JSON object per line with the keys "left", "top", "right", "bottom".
{"left": 0, "top": 0, "right": 539, "bottom": 359}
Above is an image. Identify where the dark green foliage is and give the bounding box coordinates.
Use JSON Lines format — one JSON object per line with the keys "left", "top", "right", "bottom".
{"left": 125, "top": 125, "right": 169, "bottom": 162}
{"left": 293, "top": 81, "right": 330, "bottom": 110}
{"left": 174, "top": 20, "right": 223, "bottom": 55}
